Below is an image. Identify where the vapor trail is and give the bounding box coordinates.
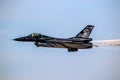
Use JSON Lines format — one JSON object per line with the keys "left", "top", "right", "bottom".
{"left": 92, "top": 39, "right": 120, "bottom": 47}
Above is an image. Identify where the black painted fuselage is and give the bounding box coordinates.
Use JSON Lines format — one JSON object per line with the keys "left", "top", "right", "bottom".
{"left": 14, "top": 25, "right": 94, "bottom": 52}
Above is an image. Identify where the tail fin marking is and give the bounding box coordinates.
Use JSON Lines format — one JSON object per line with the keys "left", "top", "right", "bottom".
{"left": 75, "top": 25, "right": 94, "bottom": 38}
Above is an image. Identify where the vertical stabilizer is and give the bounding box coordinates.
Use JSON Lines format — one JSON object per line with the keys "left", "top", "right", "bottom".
{"left": 75, "top": 25, "right": 94, "bottom": 38}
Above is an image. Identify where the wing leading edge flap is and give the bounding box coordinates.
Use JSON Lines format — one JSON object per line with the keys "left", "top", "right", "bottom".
{"left": 67, "top": 48, "right": 78, "bottom": 52}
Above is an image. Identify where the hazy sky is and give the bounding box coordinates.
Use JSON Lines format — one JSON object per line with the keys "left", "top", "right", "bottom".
{"left": 0, "top": 0, "right": 120, "bottom": 80}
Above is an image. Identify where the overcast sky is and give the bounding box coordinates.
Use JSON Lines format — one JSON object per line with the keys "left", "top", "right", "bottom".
{"left": 0, "top": 0, "right": 120, "bottom": 80}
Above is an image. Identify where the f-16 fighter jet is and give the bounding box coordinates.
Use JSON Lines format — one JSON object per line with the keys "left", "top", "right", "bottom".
{"left": 14, "top": 25, "right": 94, "bottom": 52}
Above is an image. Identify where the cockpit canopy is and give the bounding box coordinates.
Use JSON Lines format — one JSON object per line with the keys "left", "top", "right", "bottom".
{"left": 27, "top": 33, "right": 49, "bottom": 38}
{"left": 28, "top": 33, "right": 41, "bottom": 37}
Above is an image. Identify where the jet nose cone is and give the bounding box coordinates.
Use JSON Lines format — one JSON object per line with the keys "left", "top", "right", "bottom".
{"left": 13, "top": 38, "right": 20, "bottom": 41}
{"left": 13, "top": 37, "right": 25, "bottom": 41}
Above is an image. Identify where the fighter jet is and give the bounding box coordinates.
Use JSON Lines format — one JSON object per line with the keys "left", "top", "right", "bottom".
{"left": 14, "top": 25, "right": 94, "bottom": 52}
